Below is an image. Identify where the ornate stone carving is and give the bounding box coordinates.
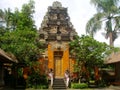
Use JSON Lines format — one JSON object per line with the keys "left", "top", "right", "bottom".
{"left": 50, "top": 26, "right": 57, "bottom": 33}
{"left": 39, "top": 1, "right": 77, "bottom": 43}
{"left": 52, "top": 1, "right": 62, "bottom": 8}
{"left": 49, "top": 42, "right": 68, "bottom": 51}
{"left": 57, "top": 35, "right": 61, "bottom": 40}
{"left": 60, "top": 27, "right": 68, "bottom": 34}
{"left": 39, "top": 30, "right": 48, "bottom": 40}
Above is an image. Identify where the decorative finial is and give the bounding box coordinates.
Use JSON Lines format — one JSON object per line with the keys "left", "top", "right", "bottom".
{"left": 52, "top": 1, "right": 62, "bottom": 7}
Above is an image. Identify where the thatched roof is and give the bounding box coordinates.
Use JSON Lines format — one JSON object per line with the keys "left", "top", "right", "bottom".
{"left": 0, "top": 48, "right": 18, "bottom": 63}
{"left": 104, "top": 51, "right": 120, "bottom": 64}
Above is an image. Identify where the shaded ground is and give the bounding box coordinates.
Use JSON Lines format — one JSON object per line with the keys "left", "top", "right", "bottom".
{"left": 1, "top": 85, "right": 120, "bottom": 90}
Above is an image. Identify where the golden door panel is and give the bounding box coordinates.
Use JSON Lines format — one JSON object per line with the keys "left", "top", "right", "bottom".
{"left": 55, "top": 57, "right": 62, "bottom": 77}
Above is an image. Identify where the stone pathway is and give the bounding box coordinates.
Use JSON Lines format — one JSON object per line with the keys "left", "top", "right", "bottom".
{"left": 1, "top": 85, "right": 120, "bottom": 90}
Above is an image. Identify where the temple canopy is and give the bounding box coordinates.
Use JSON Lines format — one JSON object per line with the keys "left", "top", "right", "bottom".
{"left": 0, "top": 48, "right": 18, "bottom": 63}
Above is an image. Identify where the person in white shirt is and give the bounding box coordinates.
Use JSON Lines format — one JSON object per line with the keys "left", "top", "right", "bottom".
{"left": 64, "top": 70, "right": 70, "bottom": 88}
{"left": 48, "top": 68, "right": 54, "bottom": 87}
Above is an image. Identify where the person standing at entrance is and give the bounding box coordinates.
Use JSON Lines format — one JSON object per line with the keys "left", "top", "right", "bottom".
{"left": 64, "top": 70, "right": 70, "bottom": 88}
{"left": 48, "top": 68, "right": 54, "bottom": 87}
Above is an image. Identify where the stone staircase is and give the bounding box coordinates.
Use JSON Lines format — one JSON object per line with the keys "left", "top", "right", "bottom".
{"left": 53, "top": 78, "right": 66, "bottom": 89}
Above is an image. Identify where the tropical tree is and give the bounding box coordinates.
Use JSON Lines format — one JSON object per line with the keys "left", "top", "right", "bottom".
{"left": 69, "top": 35, "right": 118, "bottom": 82}
{"left": 0, "top": 0, "right": 43, "bottom": 65}
{"left": 0, "top": 0, "right": 47, "bottom": 88}
{"left": 0, "top": 8, "right": 16, "bottom": 31}
{"left": 16, "top": 0, "right": 36, "bottom": 30}
{"left": 86, "top": 0, "right": 120, "bottom": 46}
{"left": 0, "top": 0, "right": 47, "bottom": 87}
{"left": 10, "top": 8, "right": 19, "bottom": 30}
{"left": 0, "top": 9, "right": 5, "bottom": 25}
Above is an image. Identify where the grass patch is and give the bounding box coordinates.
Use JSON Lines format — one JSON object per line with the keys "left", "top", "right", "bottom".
{"left": 71, "top": 83, "right": 88, "bottom": 89}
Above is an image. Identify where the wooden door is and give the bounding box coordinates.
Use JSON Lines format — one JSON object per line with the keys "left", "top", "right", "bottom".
{"left": 54, "top": 51, "right": 63, "bottom": 78}
{"left": 55, "top": 57, "right": 62, "bottom": 77}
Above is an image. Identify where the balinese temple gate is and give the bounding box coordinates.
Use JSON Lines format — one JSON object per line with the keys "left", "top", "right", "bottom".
{"left": 38, "top": 1, "right": 77, "bottom": 78}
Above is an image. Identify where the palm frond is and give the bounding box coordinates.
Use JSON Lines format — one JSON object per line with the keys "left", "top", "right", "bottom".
{"left": 86, "top": 13, "right": 103, "bottom": 37}
{"left": 113, "top": 16, "right": 120, "bottom": 31}
{"left": 89, "top": 0, "right": 120, "bottom": 46}
{"left": 90, "top": 0, "right": 120, "bottom": 12}
{"left": 0, "top": 9, "right": 4, "bottom": 19}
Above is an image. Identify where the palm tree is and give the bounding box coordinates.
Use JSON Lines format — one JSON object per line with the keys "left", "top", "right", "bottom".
{"left": 0, "top": 9, "right": 5, "bottom": 27}
{"left": 86, "top": 0, "right": 120, "bottom": 46}
{"left": 0, "top": 8, "right": 13, "bottom": 30}
{"left": 4, "top": 8, "right": 13, "bottom": 29}
{"left": 0, "top": 9, "right": 4, "bottom": 20}
{"left": 0, "top": 8, "right": 19, "bottom": 31}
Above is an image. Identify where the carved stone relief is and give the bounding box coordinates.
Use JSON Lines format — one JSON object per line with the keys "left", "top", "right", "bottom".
{"left": 60, "top": 27, "right": 68, "bottom": 34}
{"left": 50, "top": 26, "right": 57, "bottom": 33}
{"left": 49, "top": 42, "right": 68, "bottom": 51}
{"left": 52, "top": 1, "right": 62, "bottom": 8}
{"left": 39, "top": 1, "right": 77, "bottom": 43}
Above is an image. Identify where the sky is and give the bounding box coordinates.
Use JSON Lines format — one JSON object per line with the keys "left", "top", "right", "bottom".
{"left": 0, "top": 0, "right": 120, "bottom": 47}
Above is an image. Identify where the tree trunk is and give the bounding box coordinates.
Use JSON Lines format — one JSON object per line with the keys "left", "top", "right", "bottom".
{"left": 94, "top": 66, "right": 99, "bottom": 81}
{"left": 109, "top": 32, "right": 114, "bottom": 46}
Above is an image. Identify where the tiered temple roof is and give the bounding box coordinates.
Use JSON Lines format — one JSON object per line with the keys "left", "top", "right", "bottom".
{"left": 39, "top": 1, "right": 77, "bottom": 43}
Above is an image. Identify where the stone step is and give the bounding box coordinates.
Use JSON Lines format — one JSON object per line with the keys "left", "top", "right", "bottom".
{"left": 53, "top": 78, "right": 66, "bottom": 89}
{"left": 53, "top": 84, "right": 66, "bottom": 87}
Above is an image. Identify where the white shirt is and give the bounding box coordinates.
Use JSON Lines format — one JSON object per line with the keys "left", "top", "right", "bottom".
{"left": 49, "top": 72, "right": 53, "bottom": 78}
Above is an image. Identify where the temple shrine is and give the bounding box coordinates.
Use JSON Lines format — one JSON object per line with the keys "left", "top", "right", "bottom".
{"left": 38, "top": 1, "right": 77, "bottom": 78}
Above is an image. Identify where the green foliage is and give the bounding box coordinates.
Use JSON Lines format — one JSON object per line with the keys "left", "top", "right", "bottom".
{"left": 97, "top": 80, "right": 107, "bottom": 87}
{"left": 17, "top": 0, "right": 36, "bottom": 30}
{"left": 0, "top": 0, "right": 44, "bottom": 66}
{"left": 0, "top": 0, "right": 36, "bottom": 31}
{"left": 27, "top": 62, "right": 48, "bottom": 89}
{"left": 69, "top": 35, "right": 119, "bottom": 78}
{"left": 0, "top": 27, "right": 6, "bottom": 37}
{"left": 71, "top": 83, "right": 88, "bottom": 89}
{"left": 70, "top": 35, "right": 109, "bottom": 67}
{"left": 0, "top": 1, "right": 46, "bottom": 88}
{"left": 0, "top": 25, "right": 42, "bottom": 65}
{"left": 17, "top": 68, "right": 23, "bottom": 77}
{"left": 27, "top": 75, "right": 48, "bottom": 89}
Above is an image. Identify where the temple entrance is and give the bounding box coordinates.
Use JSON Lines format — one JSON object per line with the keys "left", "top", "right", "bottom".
{"left": 54, "top": 51, "right": 63, "bottom": 78}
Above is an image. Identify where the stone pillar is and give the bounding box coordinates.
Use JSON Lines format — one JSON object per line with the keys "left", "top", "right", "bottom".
{"left": 0, "top": 62, "right": 4, "bottom": 86}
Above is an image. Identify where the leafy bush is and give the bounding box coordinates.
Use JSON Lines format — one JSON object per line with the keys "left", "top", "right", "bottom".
{"left": 71, "top": 83, "right": 88, "bottom": 89}
{"left": 27, "top": 74, "right": 48, "bottom": 89}
{"left": 32, "top": 84, "right": 48, "bottom": 89}
{"left": 26, "top": 62, "right": 49, "bottom": 89}
{"left": 97, "top": 80, "right": 107, "bottom": 87}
